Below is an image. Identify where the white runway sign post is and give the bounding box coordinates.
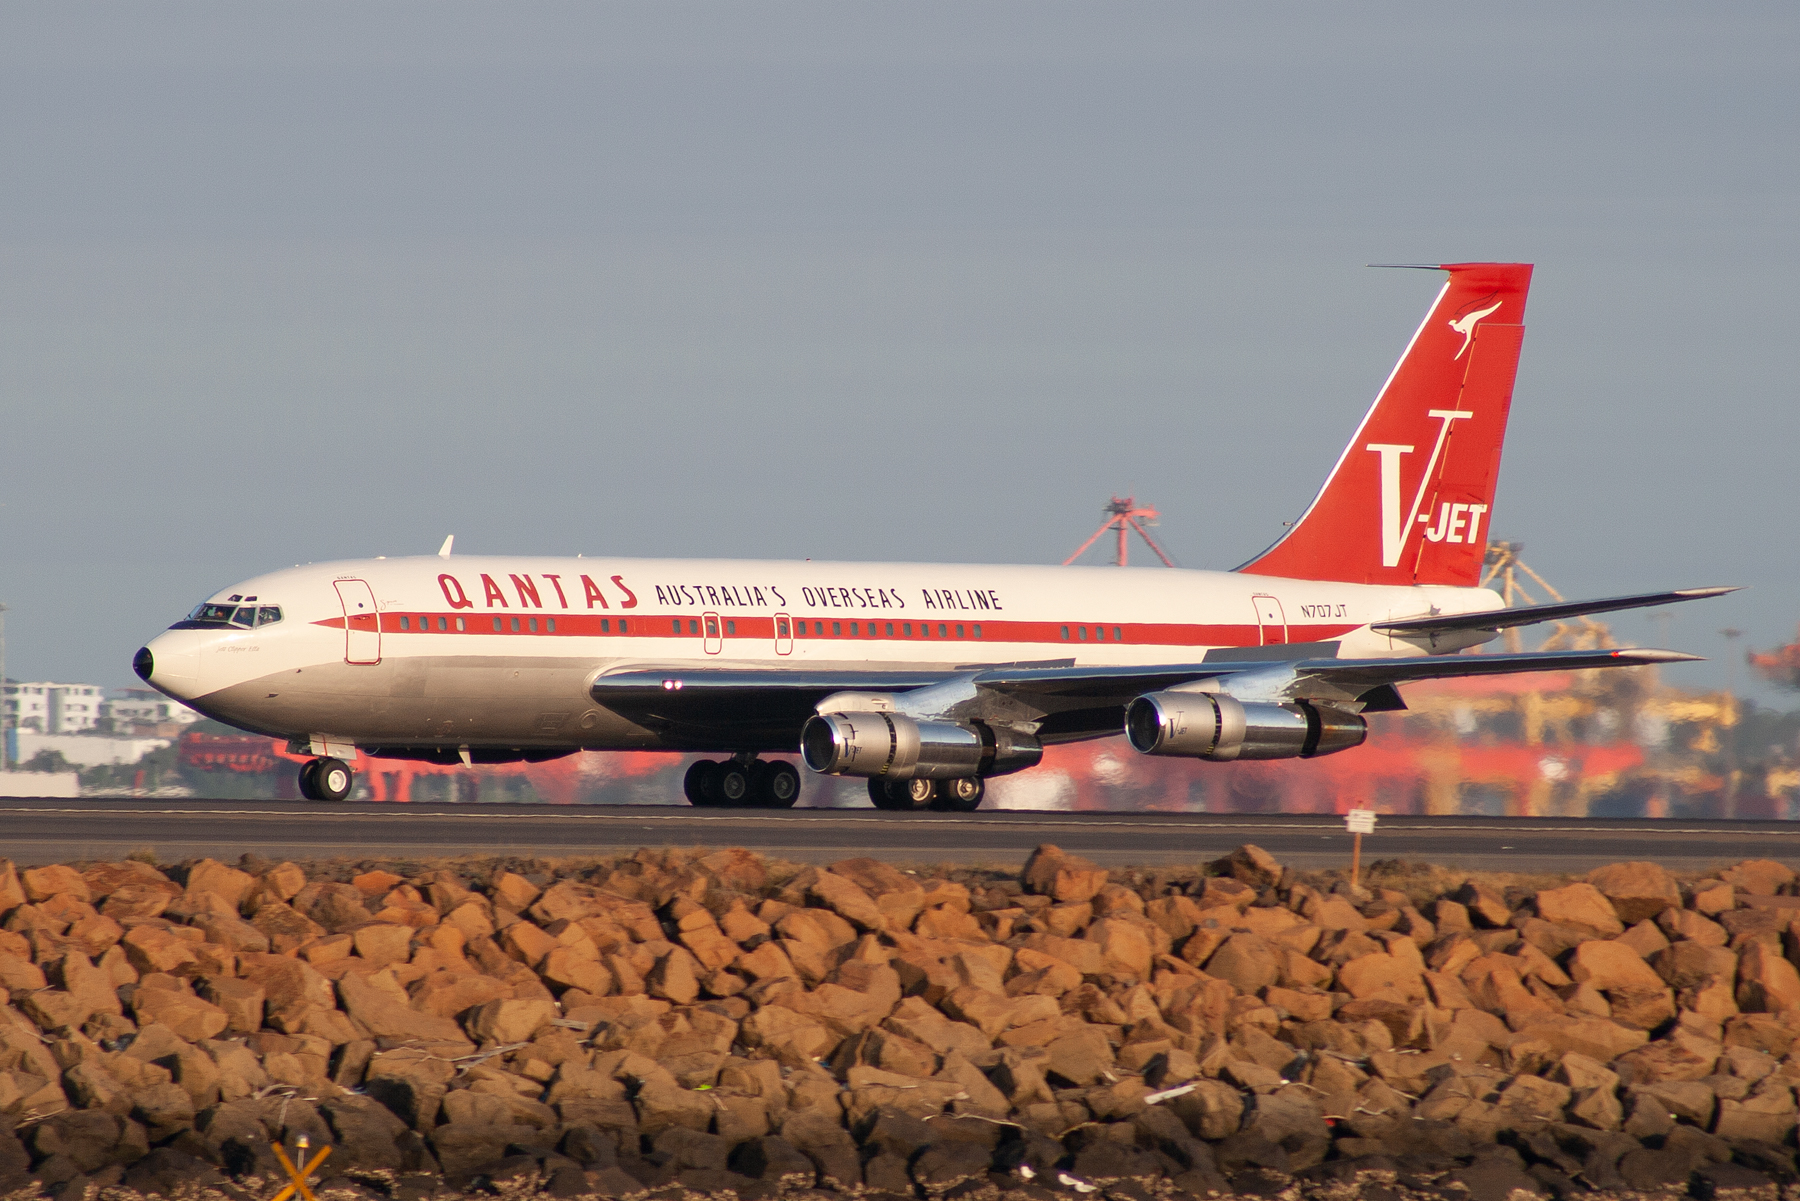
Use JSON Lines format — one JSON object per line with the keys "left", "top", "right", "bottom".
{"left": 1345, "top": 808, "right": 1377, "bottom": 888}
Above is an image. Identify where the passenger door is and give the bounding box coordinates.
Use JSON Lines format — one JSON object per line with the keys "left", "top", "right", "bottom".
{"left": 702, "top": 611, "right": 723, "bottom": 655}
{"left": 334, "top": 579, "right": 382, "bottom": 664}
{"left": 774, "top": 613, "right": 794, "bottom": 656}
{"left": 1251, "top": 594, "right": 1288, "bottom": 646}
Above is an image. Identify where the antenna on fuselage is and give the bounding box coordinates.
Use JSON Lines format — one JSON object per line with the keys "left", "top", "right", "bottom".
{"left": 438, "top": 536, "right": 454, "bottom": 558}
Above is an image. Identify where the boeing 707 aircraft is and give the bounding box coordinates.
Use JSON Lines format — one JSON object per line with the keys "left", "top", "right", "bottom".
{"left": 135, "top": 263, "right": 1731, "bottom": 809}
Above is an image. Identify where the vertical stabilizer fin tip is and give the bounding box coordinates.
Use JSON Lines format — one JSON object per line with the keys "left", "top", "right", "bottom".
{"left": 438, "top": 535, "right": 454, "bottom": 558}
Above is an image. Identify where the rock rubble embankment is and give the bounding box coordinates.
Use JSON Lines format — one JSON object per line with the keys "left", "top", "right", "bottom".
{"left": 0, "top": 845, "right": 1796, "bottom": 1201}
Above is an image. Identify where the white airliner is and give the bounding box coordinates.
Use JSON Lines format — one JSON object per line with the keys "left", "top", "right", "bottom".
{"left": 136, "top": 263, "right": 1730, "bottom": 809}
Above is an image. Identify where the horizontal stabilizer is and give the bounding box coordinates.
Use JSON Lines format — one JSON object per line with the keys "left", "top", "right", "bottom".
{"left": 1372, "top": 586, "right": 1738, "bottom": 638}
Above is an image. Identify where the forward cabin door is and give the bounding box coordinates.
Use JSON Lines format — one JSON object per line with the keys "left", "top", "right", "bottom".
{"left": 702, "top": 611, "right": 724, "bottom": 655}
{"left": 774, "top": 613, "right": 794, "bottom": 656}
{"left": 1252, "top": 595, "right": 1288, "bottom": 646}
{"left": 335, "top": 579, "right": 382, "bottom": 664}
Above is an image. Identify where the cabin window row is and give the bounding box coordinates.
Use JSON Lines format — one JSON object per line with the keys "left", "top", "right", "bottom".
{"left": 796, "top": 620, "right": 980, "bottom": 640}
{"left": 1061, "top": 625, "right": 1124, "bottom": 642}
{"left": 393, "top": 615, "right": 630, "bottom": 634}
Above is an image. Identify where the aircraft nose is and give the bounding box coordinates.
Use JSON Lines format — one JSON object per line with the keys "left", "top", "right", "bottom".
{"left": 138, "top": 631, "right": 203, "bottom": 701}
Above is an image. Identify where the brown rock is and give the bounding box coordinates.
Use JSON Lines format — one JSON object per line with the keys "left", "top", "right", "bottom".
{"left": 338, "top": 968, "right": 469, "bottom": 1043}
{"left": 250, "top": 901, "right": 326, "bottom": 952}
{"left": 1568, "top": 940, "right": 1665, "bottom": 992}
{"left": 696, "top": 847, "right": 768, "bottom": 893}
{"left": 739, "top": 1004, "right": 837, "bottom": 1066}
{"left": 121, "top": 926, "right": 201, "bottom": 977}
{"left": 1534, "top": 883, "right": 1626, "bottom": 937}
{"left": 1338, "top": 951, "right": 1426, "bottom": 1004}
{"left": 1508, "top": 1014, "right": 1649, "bottom": 1062}
{"left": 352, "top": 923, "right": 413, "bottom": 967}
{"left": 942, "top": 987, "right": 1058, "bottom": 1037}
{"left": 182, "top": 859, "right": 256, "bottom": 912}
{"left": 198, "top": 977, "right": 265, "bottom": 1033}
{"left": 1084, "top": 919, "right": 1153, "bottom": 980}
{"left": 1450, "top": 882, "right": 1511, "bottom": 928}
{"left": 1007, "top": 947, "right": 1083, "bottom": 997}
{"left": 1044, "top": 1025, "right": 1115, "bottom": 1086}
{"left": 1197, "top": 876, "right": 1257, "bottom": 912}
{"left": 292, "top": 881, "right": 371, "bottom": 932}
{"left": 0, "top": 861, "right": 26, "bottom": 912}
{"left": 132, "top": 988, "right": 229, "bottom": 1041}
{"left": 22, "top": 865, "right": 90, "bottom": 903}
{"left": 1608, "top": 988, "right": 1677, "bottom": 1031}
{"left": 1612, "top": 1039, "right": 1715, "bottom": 1082}
{"left": 188, "top": 912, "right": 270, "bottom": 953}
{"left": 1587, "top": 862, "right": 1681, "bottom": 924}
{"left": 1615, "top": 919, "right": 1671, "bottom": 959}
{"left": 410, "top": 968, "right": 512, "bottom": 1019}
{"left": 1650, "top": 942, "right": 1738, "bottom": 988}
{"left": 1214, "top": 844, "right": 1282, "bottom": 889}
{"left": 467, "top": 997, "right": 556, "bottom": 1044}
{"left": 881, "top": 996, "right": 990, "bottom": 1058}
{"left": 1737, "top": 940, "right": 1800, "bottom": 1012}
{"left": 1691, "top": 880, "right": 1735, "bottom": 915}
{"left": 827, "top": 858, "right": 927, "bottom": 929}
{"left": 807, "top": 872, "right": 885, "bottom": 932}
{"left": 1658, "top": 907, "right": 1728, "bottom": 946}
{"left": 1021, "top": 845, "right": 1110, "bottom": 903}
{"left": 1204, "top": 933, "right": 1279, "bottom": 993}
{"left": 648, "top": 948, "right": 701, "bottom": 1005}
{"left": 1720, "top": 860, "right": 1796, "bottom": 897}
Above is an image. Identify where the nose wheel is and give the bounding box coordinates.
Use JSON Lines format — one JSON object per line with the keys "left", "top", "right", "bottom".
{"left": 683, "top": 757, "right": 802, "bottom": 808}
{"left": 299, "top": 757, "right": 354, "bottom": 802}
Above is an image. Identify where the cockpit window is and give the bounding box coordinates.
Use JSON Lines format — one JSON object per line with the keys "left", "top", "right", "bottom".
{"left": 174, "top": 602, "right": 282, "bottom": 631}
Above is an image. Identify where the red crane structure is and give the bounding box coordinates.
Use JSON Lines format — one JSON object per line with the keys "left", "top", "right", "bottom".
{"left": 1063, "top": 495, "right": 1176, "bottom": 567}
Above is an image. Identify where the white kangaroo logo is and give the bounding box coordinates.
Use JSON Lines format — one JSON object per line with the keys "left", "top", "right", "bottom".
{"left": 1448, "top": 297, "right": 1502, "bottom": 359}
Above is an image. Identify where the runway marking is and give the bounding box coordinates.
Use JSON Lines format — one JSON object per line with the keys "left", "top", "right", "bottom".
{"left": 0, "top": 806, "right": 1793, "bottom": 839}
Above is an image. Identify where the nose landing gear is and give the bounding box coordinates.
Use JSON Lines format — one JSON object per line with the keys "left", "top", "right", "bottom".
{"left": 299, "top": 757, "right": 354, "bottom": 802}
{"left": 682, "top": 756, "right": 803, "bottom": 808}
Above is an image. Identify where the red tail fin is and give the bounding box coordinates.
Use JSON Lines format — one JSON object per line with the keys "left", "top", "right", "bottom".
{"left": 1238, "top": 262, "right": 1533, "bottom": 587}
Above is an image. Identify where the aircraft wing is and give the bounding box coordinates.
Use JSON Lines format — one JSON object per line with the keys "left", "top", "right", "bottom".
{"left": 589, "top": 646, "right": 1697, "bottom": 746}
{"left": 1372, "top": 586, "right": 1737, "bottom": 639}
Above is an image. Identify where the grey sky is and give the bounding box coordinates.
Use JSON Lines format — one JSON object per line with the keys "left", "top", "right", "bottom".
{"left": 2, "top": 3, "right": 1796, "bottom": 703}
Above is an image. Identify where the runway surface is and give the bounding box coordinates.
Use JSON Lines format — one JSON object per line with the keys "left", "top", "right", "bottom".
{"left": 0, "top": 797, "right": 1793, "bottom": 873}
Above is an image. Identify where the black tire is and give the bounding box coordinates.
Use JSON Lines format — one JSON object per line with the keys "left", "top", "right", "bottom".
{"left": 683, "top": 760, "right": 720, "bottom": 806}
{"left": 870, "top": 777, "right": 934, "bottom": 811}
{"left": 313, "top": 758, "right": 354, "bottom": 802}
{"left": 297, "top": 759, "right": 321, "bottom": 801}
{"left": 932, "top": 776, "right": 985, "bottom": 812}
{"left": 717, "top": 763, "right": 753, "bottom": 806}
{"left": 761, "top": 761, "right": 801, "bottom": 809}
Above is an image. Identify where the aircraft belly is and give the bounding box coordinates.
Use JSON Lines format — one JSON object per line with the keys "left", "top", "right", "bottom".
{"left": 190, "top": 655, "right": 665, "bottom": 750}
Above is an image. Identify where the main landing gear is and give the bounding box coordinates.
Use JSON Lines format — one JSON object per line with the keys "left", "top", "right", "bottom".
{"left": 683, "top": 756, "right": 802, "bottom": 809}
{"left": 868, "top": 775, "right": 985, "bottom": 813}
{"left": 299, "top": 757, "right": 354, "bottom": 802}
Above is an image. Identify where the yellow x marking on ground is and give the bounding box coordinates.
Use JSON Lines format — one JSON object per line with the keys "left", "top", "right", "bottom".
{"left": 269, "top": 1140, "right": 332, "bottom": 1201}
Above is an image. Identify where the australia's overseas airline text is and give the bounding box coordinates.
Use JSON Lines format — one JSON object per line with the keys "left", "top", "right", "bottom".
{"left": 432, "top": 572, "right": 1004, "bottom": 614}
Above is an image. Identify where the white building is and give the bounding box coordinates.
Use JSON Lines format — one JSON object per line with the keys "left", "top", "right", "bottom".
{"left": 3, "top": 681, "right": 105, "bottom": 734}
{"left": 102, "top": 688, "right": 201, "bottom": 730}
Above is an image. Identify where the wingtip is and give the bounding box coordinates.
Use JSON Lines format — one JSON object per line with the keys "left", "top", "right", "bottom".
{"left": 1672, "top": 586, "right": 1741, "bottom": 599}
{"left": 1613, "top": 649, "right": 1706, "bottom": 664}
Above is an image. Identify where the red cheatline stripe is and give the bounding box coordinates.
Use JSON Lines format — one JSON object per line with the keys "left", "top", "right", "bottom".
{"left": 311, "top": 612, "right": 1361, "bottom": 649}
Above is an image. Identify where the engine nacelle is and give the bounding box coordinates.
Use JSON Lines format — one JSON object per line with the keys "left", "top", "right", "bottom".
{"left": 1124, "top": 692, "right": 1366, "bottom": 761}
{"left": 801, "top": 712, "right": 1042, "bottom": 779}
